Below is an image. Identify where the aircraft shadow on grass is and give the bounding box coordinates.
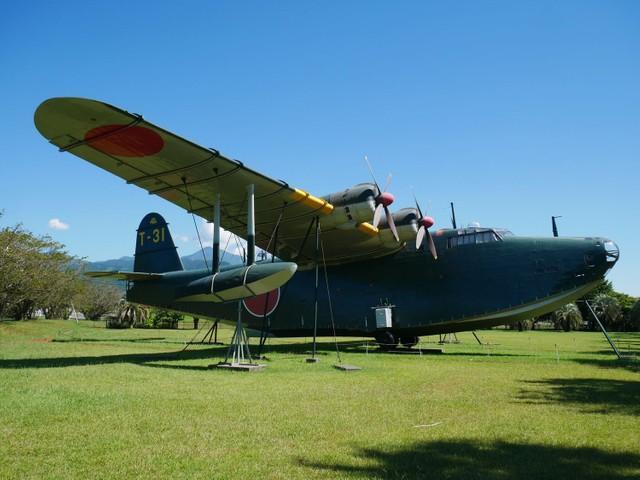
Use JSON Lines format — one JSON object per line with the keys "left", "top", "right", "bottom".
{"left": 52, "top": 337, "right": 169, "bottom": 343}
{"left": 0, "top": 346, "right": 226, "bottom": 370}
{"left": 255, "top": 340, "right": 531, "bottom": 358}
{"left": 0, "top": 337, "right": 538, "bottom": 372}
{"left": 0, "top": 338, "right": 359, "bottom": 371}
{"left": 516, "top": 377, "right": 640, "bottom": 416}
{"left": 299, "top": 439, "right": 640, "bottom": 480}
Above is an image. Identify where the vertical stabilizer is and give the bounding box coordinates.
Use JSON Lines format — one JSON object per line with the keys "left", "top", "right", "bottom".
{"left": 134, "top": 213, "right": 183, "bottom": 273}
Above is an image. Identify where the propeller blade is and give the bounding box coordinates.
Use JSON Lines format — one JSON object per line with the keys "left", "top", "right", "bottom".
{"left": 385, "top": 206, "right": 400, "bottom": 242}
{"left": 364, "top": 155, "right": 381, "bottom": 194}
{"left": 416, "top": 225, "right": 425, "bottom": 249}
{"left": 412, "top": 193, "right": 423, "bottom": 218}
{"left": 382, "top": 173, "right": 393, "bottom": 193}
{"left": 426, "top": 229, "right": 438, "bottom": 260}
{"left": 373, "top": 203, "right": 384, "bottom": 228}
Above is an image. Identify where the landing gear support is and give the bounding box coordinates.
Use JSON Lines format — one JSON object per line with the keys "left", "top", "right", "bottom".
{"left": 400, "top": 336, "right": 420, "bottom": 349}
{"left": 375, "top": 331, "right": 399, "bottom": 350}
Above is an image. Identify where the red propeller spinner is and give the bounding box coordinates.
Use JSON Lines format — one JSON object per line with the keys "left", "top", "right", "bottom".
{"left": 414, "top": 196, "right": 438, "bottom": 259}
{"left": 365, "top": 156, "right": 399, "bottom": 242}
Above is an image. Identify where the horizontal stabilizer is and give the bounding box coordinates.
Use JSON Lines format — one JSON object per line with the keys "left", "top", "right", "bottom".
{"left": 85, "top": 271, "right": 164, "bottom": 281}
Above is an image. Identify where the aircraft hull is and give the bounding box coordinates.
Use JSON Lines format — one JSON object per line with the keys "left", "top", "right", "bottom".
{"left": 127, "top": 235, "right": 614, "bottom": 339}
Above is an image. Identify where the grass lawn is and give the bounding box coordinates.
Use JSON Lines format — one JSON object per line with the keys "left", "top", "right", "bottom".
{"left": 1, "top": 319, "right": 639, "bottom": 479}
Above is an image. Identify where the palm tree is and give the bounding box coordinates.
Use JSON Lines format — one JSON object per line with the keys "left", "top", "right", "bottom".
{"left": 590, "top": 294, "right": 622, "bottom": 330}
{"left": 553, "top": 303, "right": 583, "bottom": 331}
{"left": 106, "top": 300, "right": 149, "bottom": 328}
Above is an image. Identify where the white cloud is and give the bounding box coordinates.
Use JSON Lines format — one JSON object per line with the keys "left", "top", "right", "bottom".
{"left": 48, "top": 218, "right": 69, "bottom": 231}
{"left": 201, "top": 220, "right": 243, "bottom": 256}
{"left": 177, "top": 235, "right": 190, "bottom": 243}
{"left": 200, "top": 219, "right": 268, "bottom": 259}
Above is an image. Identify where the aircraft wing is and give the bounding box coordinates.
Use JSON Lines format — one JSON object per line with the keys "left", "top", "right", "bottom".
{"left": 35, "top": 98, "right": 403, "bottom": 266}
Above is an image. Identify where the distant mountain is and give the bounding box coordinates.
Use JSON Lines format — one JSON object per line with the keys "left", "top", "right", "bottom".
{"left": 88, "top": 256, "right": 135, "bottom": 272}
{"left": 180, "top": 247, "right": 244, "bottom": 270}
{"left": 86, "top": 247, "right": 244, "bottom": 272}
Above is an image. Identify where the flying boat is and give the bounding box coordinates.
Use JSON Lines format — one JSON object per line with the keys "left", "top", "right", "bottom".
{"left": 34, "top": 98, "right": 619, "bottom": 348}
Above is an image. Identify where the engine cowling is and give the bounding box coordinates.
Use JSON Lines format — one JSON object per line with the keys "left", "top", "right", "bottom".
{"left": 376, "top": 208, "right": 419, "bottom": 244}
{"left": 318, "top": 183, "right": 378, "bottom": 229}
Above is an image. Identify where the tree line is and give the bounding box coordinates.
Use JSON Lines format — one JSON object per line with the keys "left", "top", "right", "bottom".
{"left": 0, "top": 220, "right": 121, "bottom": 321}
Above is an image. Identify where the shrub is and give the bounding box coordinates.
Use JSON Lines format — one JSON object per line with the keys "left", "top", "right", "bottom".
{"left": 150, "top": 310, "right": 183, "bottom": 329}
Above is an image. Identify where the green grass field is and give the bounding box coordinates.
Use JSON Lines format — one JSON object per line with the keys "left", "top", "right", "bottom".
{"left": 1, "top": 319, "right": 638, "bottom": 479}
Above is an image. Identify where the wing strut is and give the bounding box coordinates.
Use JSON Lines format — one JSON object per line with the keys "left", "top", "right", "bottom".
{"left": 182, "top": 176, "right": 210, "bottom": 273}
{"left": 264, "top": 203, "right": 286, "bottom": 262}
{"left": 212, "top": 193, "right": 221, "bottom": 273}
{"left": 293, "top": 216, "right": 319, "bottom": 263}
{"left": 247, "top": 184, "right": 255, "bottom": 266}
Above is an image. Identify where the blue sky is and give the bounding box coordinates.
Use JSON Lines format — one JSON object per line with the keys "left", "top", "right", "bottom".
{"left": 1, "top": 1, "right": 638, "bottom": 294}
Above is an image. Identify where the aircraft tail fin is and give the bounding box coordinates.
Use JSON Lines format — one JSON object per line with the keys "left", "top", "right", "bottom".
{"left": 133, "top": 213, "right": 184, "bottom": 273}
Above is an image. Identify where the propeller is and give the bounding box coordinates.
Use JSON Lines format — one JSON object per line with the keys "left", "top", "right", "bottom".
{"left": 364, "top": 156, "right": 399, "bottom": 242}
{"left": 413, "top": 195, "right": 438, "bottom": 259}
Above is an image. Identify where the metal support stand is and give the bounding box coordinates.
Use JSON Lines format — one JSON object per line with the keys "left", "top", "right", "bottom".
{"left": 472, "top": 331, "right": 483, "bottom": 345}
{"left": 214, "top": 184, "right": 264, "bottom": 371}
{"left": 307, "top": 217, "right": 320, "bottom": 363}
{"left": 583, "top": 300, "right": 623, "bottom": 360}
{"left": 201, "top": 320, "right": 222, "bottom": 344}
{"left": 215, "top": 302, "right": 264, "bottom": 371}
{"left": 224, "top": 302, "right": 252, "bottom": 362}
{"left": 439, "top": 332, "right": 459, "bottom": 344}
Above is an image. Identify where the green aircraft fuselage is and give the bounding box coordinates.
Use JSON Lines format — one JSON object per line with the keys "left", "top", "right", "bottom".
{"left": 126, "top": 220, "right": 618, "bottom": 344}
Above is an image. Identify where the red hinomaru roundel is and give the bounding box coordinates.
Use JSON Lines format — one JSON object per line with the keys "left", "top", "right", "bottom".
{"left": 84, "top": 125, "right": 164, "bottom": 157}
{"left": 243, "top": 289, "right": 281, "bottom": 317}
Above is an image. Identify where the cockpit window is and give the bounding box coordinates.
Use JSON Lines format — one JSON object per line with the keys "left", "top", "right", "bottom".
{"left": 448, "top": 230, "right": 500, "bottom": 248}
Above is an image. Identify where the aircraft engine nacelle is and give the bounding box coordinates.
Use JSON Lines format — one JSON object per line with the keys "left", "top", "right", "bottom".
{"left": 319, "top": 183, "right": 377, "bottom": 229}
{"left": 377, "top": 208, "right": 419, "bottom": 245}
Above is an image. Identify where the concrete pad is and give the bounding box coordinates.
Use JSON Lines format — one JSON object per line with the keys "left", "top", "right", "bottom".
{"left": 333, "top": 364, "right": 361, "bottom": 371}
{"left": 211, "top": 362, "right": 266, "bottom": 372}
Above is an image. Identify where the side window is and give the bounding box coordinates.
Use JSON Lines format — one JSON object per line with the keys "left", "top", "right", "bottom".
{"left": 448, "top": 231, "right": 502, "bottom": 249}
